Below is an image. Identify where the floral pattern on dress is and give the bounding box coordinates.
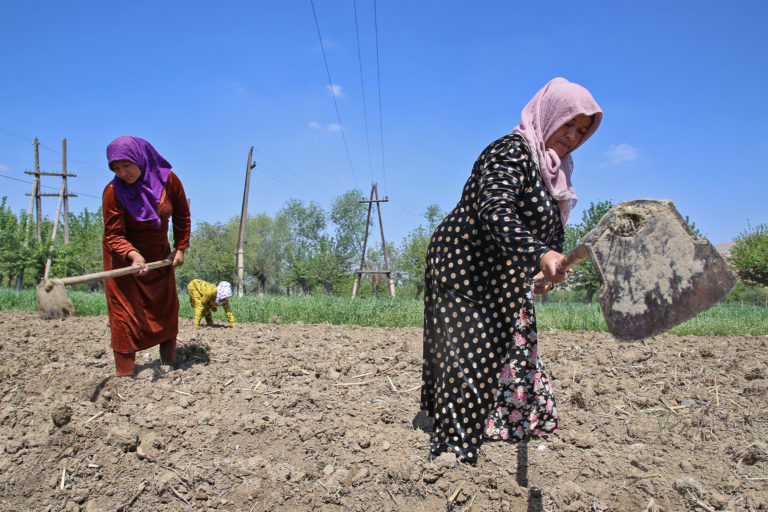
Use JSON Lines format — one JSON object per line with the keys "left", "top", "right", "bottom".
{"left": 484, "top": 291, "right": 558, "bottom": 441}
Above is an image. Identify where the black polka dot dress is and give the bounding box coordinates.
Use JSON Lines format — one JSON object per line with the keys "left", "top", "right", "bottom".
{"left": 420, "top": 133, "right": 563, "bottom": 464}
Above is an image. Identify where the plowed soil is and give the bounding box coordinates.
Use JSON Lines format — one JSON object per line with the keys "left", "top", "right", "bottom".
{"left": 1, "top": 310, "right": 766, "bottom": 511}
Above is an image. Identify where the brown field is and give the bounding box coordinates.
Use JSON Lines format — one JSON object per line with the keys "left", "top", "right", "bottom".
{"left": 0, "top": 310, "right": 766, "bottom": 511}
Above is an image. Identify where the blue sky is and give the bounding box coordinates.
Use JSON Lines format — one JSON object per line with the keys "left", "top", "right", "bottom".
{"left": 1, "top": 0, "right": 766, "bottom": 247}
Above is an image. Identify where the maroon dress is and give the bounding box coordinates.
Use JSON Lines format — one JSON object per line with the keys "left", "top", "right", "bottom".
{"left": 102, "top": 171, "right": 190, "bottom": 373}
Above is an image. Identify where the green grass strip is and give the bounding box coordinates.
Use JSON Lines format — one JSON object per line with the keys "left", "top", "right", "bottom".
{"left": 2, "top": 289, "right": 766, "bottom": 336}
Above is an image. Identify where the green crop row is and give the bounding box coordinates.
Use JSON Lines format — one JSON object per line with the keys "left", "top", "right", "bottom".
{"left": 2, "top": 289, "right": 766, "bottom": 336}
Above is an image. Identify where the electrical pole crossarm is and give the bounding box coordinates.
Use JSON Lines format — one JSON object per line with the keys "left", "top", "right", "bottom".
{"left": 24, "top": 171, "right": 78, "bottom": 177}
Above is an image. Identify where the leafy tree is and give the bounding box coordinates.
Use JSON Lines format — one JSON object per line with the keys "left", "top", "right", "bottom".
{"left": 176, "top": 220, "right": 237, "bottom": 289}
{"left": 730, "top": 223, "right": 768, "bottom": 287}
{"left": 277, "top": 199, "right": 328, "bottom": 294}
{"left": 0, "top": 198, "right": 49, "bottom": 289}
{"left": 244, "top": 213, "right": 288, "bottom": 295}
{"left": 424, "top": 204, "right": 443, "bottom": 232}
{"left": 53, "top": 208, "right": 104, "bottom": 289}
{"left": 278, "top": 191, "right": 369, "bottom": 295}
{"left": 0, "top": 198, "right": 29, "bottom": 288}
{"left": 724, "top": 280, "right": 768, "bottom": 306}
{"left": 329, "top": 189, "right": 366, "bottom": 269}
{"left": 308, "top": 236, "right": 349, "bottom": 294}
{"left": 279, "top": 199, "right": 326, "bottom": 246}
{"left": 395, "top": 204, "right": 443, "bottom": 300}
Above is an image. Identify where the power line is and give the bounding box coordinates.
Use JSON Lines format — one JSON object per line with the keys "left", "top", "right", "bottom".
{"left": 0, "top": 173, "right": 30, "bottom": 185}
{"left": 353, "top": 0, "right": 374, "bottom": 185}
{"left": 0, "top": 173, "right": 102, "bottom": 199}
{"left": 252, "top": 146, "right": 337, "bottom": 198}
{"left": 0, "top": 127, "right": 107, "bottom": 177}
{"left": 373, "top": 0, "right": 387, "bottom": 192}
{"left": 308, "top": 0, "right": 359, "bottom": 189}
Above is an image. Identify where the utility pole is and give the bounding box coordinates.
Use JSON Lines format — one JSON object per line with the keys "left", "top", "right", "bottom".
{"left": 43, "top": 180, "right": 66, "bottom": 280}
{"left": 32, "top": 138, "right": 42, "bottom": 241}
{"left": 62, "top": 139, "right": 70, "bottom": 243}
{"left": 25, "top": 139, "right": 78, "bottom": 242}
{"left": 352, "top": 183, "right": 395, "bottom": 298}
{"left": 15, "top": 140, "right": 40, "bottom": 290}
{"left": 235, "top": 147, "right": 256, "bottom": 297}
{"left": 22, "top": 138, "right": 78, "bottom": 286}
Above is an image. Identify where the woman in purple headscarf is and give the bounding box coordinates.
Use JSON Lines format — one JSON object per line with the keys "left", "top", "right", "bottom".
{"left": 102, "top": 136, "right": 191, "bottom": 376}
{"left": 420, "top": 78, "right": 603, "bottom": 464}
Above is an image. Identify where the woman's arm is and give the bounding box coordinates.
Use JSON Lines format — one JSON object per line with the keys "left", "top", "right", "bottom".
{"left": 168, "top": 172, "right": 191, "bottom": 253}
{"left": 477, "top": 138, "right": 553, "bottom": 266}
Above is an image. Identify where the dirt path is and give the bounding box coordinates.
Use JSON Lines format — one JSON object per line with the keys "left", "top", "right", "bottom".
{"left": 0, "top": 310, "right": 766, "bottom": 511}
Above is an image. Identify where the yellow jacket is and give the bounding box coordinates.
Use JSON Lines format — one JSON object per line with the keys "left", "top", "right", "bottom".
{"left": 187, "top": 279, "right": 236, "bottom": 327}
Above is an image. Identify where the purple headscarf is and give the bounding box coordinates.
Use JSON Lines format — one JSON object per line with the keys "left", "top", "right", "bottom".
{"left": 107, "top": 136, "right": 172, "bottom": 230}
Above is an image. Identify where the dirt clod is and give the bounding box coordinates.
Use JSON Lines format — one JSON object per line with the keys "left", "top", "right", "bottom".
{"left": 51, "top": 404, "right": 72, "bottom": 427}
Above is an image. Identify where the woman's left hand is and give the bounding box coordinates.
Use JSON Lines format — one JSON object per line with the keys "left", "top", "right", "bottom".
{"left": 172, "top": 250, "right": 185, "bottom": 268}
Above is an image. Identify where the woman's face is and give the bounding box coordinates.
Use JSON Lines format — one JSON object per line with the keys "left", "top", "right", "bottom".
{"left": 110, "top": 160, "right": 142, "bottom": 184}
{"left": 545, "top": 114, "right": 594, "bottom": 158}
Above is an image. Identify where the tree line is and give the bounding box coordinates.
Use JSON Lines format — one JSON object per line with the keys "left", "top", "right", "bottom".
{"left": 1, "top": 194, "right": 765, "bottom": 303}
{"left": 0, "top": 190, "right": 442, "bottom": 299}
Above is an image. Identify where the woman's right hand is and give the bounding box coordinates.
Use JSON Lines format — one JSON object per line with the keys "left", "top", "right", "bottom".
{"left": 533, "top": 272, "right": 554, "bottom": 294}
{"left": 539, "top": 250, "right": 568, "bottom": 284}
{"left": 127, "top": 250, "right": 148, "bottom": 275}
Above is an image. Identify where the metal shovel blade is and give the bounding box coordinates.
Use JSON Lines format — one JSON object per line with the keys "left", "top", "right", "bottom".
{"left": 583, "top": 199, "right": 736, "bottom": 341}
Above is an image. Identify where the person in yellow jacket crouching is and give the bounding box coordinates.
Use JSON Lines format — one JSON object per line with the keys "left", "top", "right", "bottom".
{"left": 187, "top": 279, "right": 236, "bottom": 327}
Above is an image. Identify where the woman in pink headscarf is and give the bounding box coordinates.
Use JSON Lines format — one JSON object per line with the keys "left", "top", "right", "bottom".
{"left": 420, "top": 78, "right": 602, "bottom": 463}
{"left": 102, "top": 136, "right": 191, "bottom": 376}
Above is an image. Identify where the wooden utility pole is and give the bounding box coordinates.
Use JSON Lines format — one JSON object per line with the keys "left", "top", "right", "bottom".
{"left": 43, "top": 181, "right": 66, "bottom": 280}
{"left": 24, "top": 138, "right": 78, "bottom": 244}
{"left": 31, "top": 138, "right": 42, "bottom": 241}
{"left": 62, "top": 139, "right": 70, "bottom": 243}
{"left": 352, "top": 183, "right": 395, "bottom": 298}
{"left": 235, "top": 147, "right": 256, "bottom": 297}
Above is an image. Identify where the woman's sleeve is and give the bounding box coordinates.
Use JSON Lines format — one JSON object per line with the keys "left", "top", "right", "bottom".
{"left": 477, "top": 140, "right": 552, "bottom": 265}
{"left": 223, "top": 302, "right": 236, "bottom": 326}
{"left": 102, "top": 183, "right": 138, "bottom": 259}
{"left": 550, "top": 221, "right": 565, "bottom": 254}
{"left": 168, "top": 172, "right": 191, "bottom": 251}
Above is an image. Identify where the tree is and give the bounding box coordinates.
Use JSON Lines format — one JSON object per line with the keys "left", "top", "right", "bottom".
{"left": 244, "top": 213, "right": 288, "bottom": 295}
{"left": 395, "top": 204, "right": 443, "bottom": 300}
{"left": 53, "top": 207, "right": 104, "bottom": 289}
{"left": 730, "top": 223, "right": 768, "bottom": 287}
{"left": 176, "top": 220, "right": 237, "bottom": 289}
{"left": 277, "top": 199, "right": 328, "bottom": 294}
{"left": 278, "top": 191, "right": 368, "bottom": 295}
{"left": 566, "top": 200, "right": 614, "bottom": 304}
{"left": 307, "top": 235, "right": 349, "bottom": 294}
{"left": 0, "top": 198, "right": 49, "bottom": 289}
{"left": 0, "top": 198, "right": 30, "bottom": 288}
{"left": 329, "top": 188, "right": 366, "bottom": 270}
{"left": 424, "top": 204, "right": 443, "bottom": 232}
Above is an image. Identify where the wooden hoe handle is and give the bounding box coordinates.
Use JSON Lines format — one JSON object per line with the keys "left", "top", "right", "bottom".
{"left": 533, "top": 244, "right": 590, "bottom": 289}
{"left": 50, "top": 259, "right": 174, "bottom": 286}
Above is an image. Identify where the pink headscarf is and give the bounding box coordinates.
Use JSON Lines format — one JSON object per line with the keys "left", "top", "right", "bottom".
{"left": 512, "top": 77, "right": 602, "bottom": 226}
